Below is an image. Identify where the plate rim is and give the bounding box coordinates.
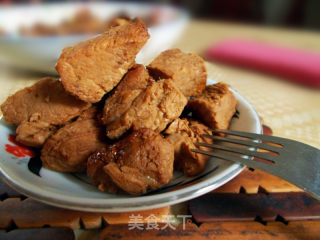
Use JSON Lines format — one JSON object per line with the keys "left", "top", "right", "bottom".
{"left": 0, "top": 79, "right": 262, "bottom": 212}
{"left": 0, "top": 163, "right": 245, "bottom": 212}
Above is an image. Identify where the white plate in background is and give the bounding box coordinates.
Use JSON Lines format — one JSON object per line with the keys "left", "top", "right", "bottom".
{"left": 0, "top": 2, "right": 189, "bottom": 73}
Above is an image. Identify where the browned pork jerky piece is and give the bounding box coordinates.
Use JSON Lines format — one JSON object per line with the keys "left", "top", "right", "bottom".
{"left": 87, "top": 129, "right": 174, "bottom": 194}
{"left": 106, "top": 79, "right": 187, "bottom": 139}
{"left": 16, "top": 120, "right": 58, "bottom": 148}
{"left": 187, "top": 82, "right": 237, "bottom": 130}
{"left": 147, "top": 48, "right": 207, "bottom": 97}
{"left": 56, "top": 19, "right": 150, "bottom": 103}
{"left": 102, "top": 64, "right": 151, "bottom": 125}
{"left": 165, "top": 118, "right": 212, "bottom": 176}
{"left": 1, "top": 77, "right": 90, "bottom": 125}
{"left": 1, "top": 77, "right": 90, "bottom": 147}
{"left": 41, "top": 107, "right": 105, "bottom": 173}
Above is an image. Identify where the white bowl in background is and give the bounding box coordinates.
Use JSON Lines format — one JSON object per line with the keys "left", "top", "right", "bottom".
{"left": 0, "top": 2, "right": 189, "bottom": 73}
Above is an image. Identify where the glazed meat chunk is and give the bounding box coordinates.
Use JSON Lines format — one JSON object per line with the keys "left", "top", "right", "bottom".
{"left": 1, "top": 77, "right": 90, "bottom": 147}
{"left": 187, "top": 82, "right": 237, "bottom": 130}
{"left": 16, "top": 119, "right": 58, "bottom": 148}
{"left": 165, "top": 118, "right": 212, "bottom": 176}
{"left": 102, "top": 64, "right": 151, "bottom": 125}
{"left": 87, "top": 128, "right": 174, "bottom": 194}
{"left": 1, "top": 77, "right": 90, "bottom": 125}
{"left": 147, "top": 48, "right": 207, "bottom": 97}
{"left": 41, "top": 107, "right": 105, "bottom": 172}
{"left": 106, "top": 79, "right": 187, "bottom": 139}
{"left": 56, "top": 19, "right": 150, "bottom": 103}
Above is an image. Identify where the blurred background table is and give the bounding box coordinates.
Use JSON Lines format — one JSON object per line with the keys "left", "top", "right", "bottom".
{"left": 1, "top": 20, "right": 319, "bottom": 148}
{"left": 1, "top": 19, "right": 320, "bottom": 240}
{"left": 176, "top": 20, "right": 320, "bottom": 149}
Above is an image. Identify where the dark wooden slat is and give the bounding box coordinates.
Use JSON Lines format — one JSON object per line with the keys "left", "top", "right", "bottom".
{"left": 0, "top": 198, "right": 169, "bottom": 229}
{"left": 99, "top": 221, "right": 320, "bottom": 240}
{"left": 0, "top": 227, "right": 74, "bottom": 240}
{"left": 0, "top": 198, "right": 81, "bottom": 229}
{"left": 190, "top": 192, "right": 320, "bottom": 223}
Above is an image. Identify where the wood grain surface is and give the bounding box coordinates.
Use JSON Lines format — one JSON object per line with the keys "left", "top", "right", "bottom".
{"left": 99, "top": 221, "right": 320, "bottom": 240}
{"left": 0, "top": 198, "right": 169, "bottom": 230}
{"left": 190, "top": 192, "right": 320, "bottom": 223}
{"left": 213, "top": 168, "right": 302, "bottom": 194}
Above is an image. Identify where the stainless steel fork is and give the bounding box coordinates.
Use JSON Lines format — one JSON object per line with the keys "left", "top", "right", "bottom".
{"left": 192, "top": 129, "right": 320, "bottom": 200}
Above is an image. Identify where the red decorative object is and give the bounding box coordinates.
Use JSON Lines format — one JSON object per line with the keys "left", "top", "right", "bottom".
{"left": 5, "top": 134, "right": 34, "bottom": 158}
{"left": 206, "top": 39, "right": 320, "bottom": 88}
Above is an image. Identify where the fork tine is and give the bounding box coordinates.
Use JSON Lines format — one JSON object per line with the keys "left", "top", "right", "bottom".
{"left": 191, "top": 149, "right": 270, "bottom": 170}
{"left": 202, "top": 134, "right": 281, "bottom": 153}
{"left": 212, "top": 129, "right": 285, "bottom": 145}
{"left": 196, "top": 142, "right": 277, "bottom": 163}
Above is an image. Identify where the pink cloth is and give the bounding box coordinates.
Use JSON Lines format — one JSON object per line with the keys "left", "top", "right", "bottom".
{"left": 206, "top": 39, "right": 320, "bottom": 88}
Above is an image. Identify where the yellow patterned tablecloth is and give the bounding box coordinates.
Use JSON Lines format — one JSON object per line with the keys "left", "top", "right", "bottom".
{"left": 0, "top": 20, "right": 319, "bottom": 149}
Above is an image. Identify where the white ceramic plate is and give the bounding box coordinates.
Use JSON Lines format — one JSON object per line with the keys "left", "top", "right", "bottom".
{"left": 0, "top": 79, "right": 262, "bottom": 212}
{"left": 0, "top": 2, "right": 189, "bottom": 73}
